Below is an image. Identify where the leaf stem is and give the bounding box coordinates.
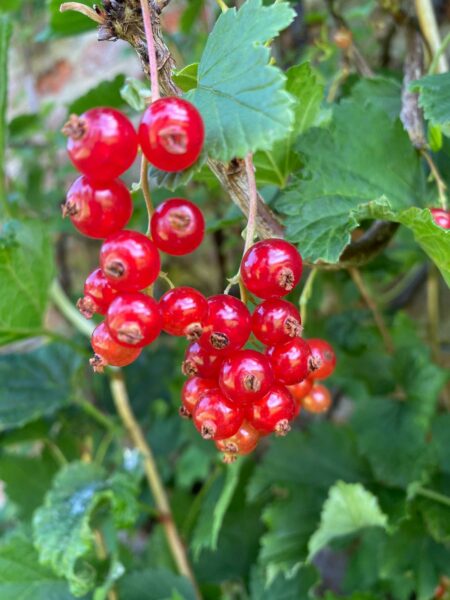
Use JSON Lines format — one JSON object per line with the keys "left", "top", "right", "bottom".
{"left": 299, "top": 268, "right": 318, "bottom": 326}
{"left": 140, "top": 155, "right": 154, "bottom": 234}
{"left": 140, "top": 0, "right": 160, "bottom": 102}
{"left": 416, "top": 486, "right": 450, "bottom": 508}
{"left": 78, "top": 399, "right": 117, "bottom": 432}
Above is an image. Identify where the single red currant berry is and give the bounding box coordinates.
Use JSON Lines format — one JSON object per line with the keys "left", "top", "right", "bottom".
{"left": 266, "top": 338, "right": 313, "bottom": 385}
{"left": 182, "top": 341, "right": 224, "bottom": 379}
{"left": 63, "top": 108, "right": 138, "bottom": 180}
{"left": 180, "top": 376, "right": 217, "bottom": 419}
{"left": 106, "top": 293, "right": 162, "bottom": 348}
{"left": 151, "top": 198, "right": 205, "bottom": 256}
{"left": 77, "top": 268, "right": 120, "bottom": 318}
{"left": 303, "top": 384, "right": 332, "bottom": 414}
{"left": 430, "top": 207, "right": 450, "bottom": 229}
{"left": 63, "top": 176, "right": 133, "bottom": 239}
{"left": 252, "top": 298, "right": 302, "bottom": 345}
{"left": 219, "top": 350, "right": 274, "bottom": 404}
{"left": 215, "top": 421, "right": 260, "bottom": 461}
{"left": 139, "top": 97, "right": 204, "bottom": 172}
{"left": 241, "top": 239, "right": 303, "bottom": 299}
{"left": 307, "top": 338, "right": 336, "bottom": 380}
{"left": 100, "top": 230, "right": 161, "bottom": 292}
{"left": 90, "top": 322, "right": 141, "bottom": 372}
{"left": 199, "top": 294, "right": 251, "bottom": 353}
{"left": 288, "top": 378, "right": 313, "bottom": 417}
{"left": 246, "top": 384, "right": 296, "bottom": 436}
{"left": 193, "top": 388, "right": 244, "bottom": 440}
{"left": 159, "top": 287, "right": 207, "bottom": 340}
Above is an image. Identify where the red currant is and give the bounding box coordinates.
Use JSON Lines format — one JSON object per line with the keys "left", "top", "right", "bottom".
{"left": 63, "top": 176, "right": 132, "bottom": 239}
{"left": 288, "top": 378, "right": 313, "bottom": 417}
{"left": 266, "top": 338, "right": 313, "bottom": 385}
{"left": 106, "top": 293, "right": 162, "bottom": 348}
{"left": 90, "top": 322, "right": 141, "bottom": 372}
{"left": 252, "top": 298, "right": 302, "bottom": 345}
{"left": 77, "top": 268, "right": 120, "bottom": 318}
{"left": 180, "top": 376, "right": 217, "bottom": 418}
{"left": 308, "top": 338, "right": 336, "bottom": 380}
{"left": 199, "top": 295, "right": 251, "bottom": 354}
{"left": 246, "top": 384, "right": 295, "bottom": 436}
{"left": 182, "top": 341, "right": 224, "bottom": 378}
{"left": 241, "top": 239, "right": 303, "bottom": 299}
{"left": 63, "top": 108, "right": 138, "bottom": 180}
{"left": 139, "top": 97, "right": 204, "bottom": 172}
{"left": 100, "top": 230, "right": 161, "bottom": 292}
{"left": 193, "top": 388, "right": 243, "bottom": 440}
{"left": 430, "top": 208, "right": 450, "bottom": 229}
{"left": 303, "top": 384, "right": 332, "bottom": 414}
{"left": 159, "top": 287, "right": 207, "bottom": 340}
{"left": 151, "top": 198, "right": 205, "bottom": 255}
{"left": 219, "top": 350, "right": 273, "bottom": 404}
{"left": 215, "top": 421, "right": 260, "bottom": 461}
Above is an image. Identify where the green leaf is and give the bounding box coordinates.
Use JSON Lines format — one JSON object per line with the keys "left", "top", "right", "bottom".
{"left": 33, "top": 462, "right": 139, "bottom": 597}
{"left": 250, "top": 565, "right": 319, "bottom": 600}
{"left": 308, "top": 482, "right": 388, "bottom": 560}
{"left": 0, "top": 221, "right": 54, "bottom": 345}
{"left": 351, "top": 76, "right": 402, "bottom": 121}
{"left": 117, "top": 569, "right": 197, "bottom": 600}
{"left": 411, "top": 72, "right": 450, "bottom": 135}
{"left": 68, "top": 75, "right": 126, "bottom": 115}
{"left": 173, "top": 63, "right": 199, "bottom": 93}
{"left": 0, "top": 16, "right": 11, "bottom": 218}
{"left": 120, "top": 77, "right": 152, "bottom": 112}
{"left": 431, "top": 414, "right": 450, "bottom": 474}
{"left": 41, "top": 0, "right": 96, "bottom": 39}
{"left": 415, "top": 476, "right": 450, "bottom": 544}
{"left": 324, "top": 594, "right": 382, "bottom": 600}
{"left": 0, "top": 0, "right": 23, "bottom": 12}
{"left": 186, "top": 0, "right": 295, "bottom": 161}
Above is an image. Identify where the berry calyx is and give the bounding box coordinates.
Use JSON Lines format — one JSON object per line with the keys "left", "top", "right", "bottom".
{"left": 77, "top": 268, "right": 120, "bottom": 318}
{"left": 252, "top": 298, "right": 302, "bottom": 346}
{"left": 199, "top": 294, "right": 251, "bottom": 354}
{"left": 90, "top": 322, "right": 141, "bottom": 372}
{"left": 63, "top": 108, "right": 138, "bottom": 180}
{"left": 303, "top": 384, "right": 332, "bottom": 414}
{"left": 139, "top": 97, "right": 205, "bottom": 172}
{"left": 63, "top": 176, "right": 133, "bottom": 239}
{"left": 106, "top": 293, "right": 162, "bottom": 348}
{"left": 246, "top": 384, "right": 296, "bottom": 436}
{"left": 430, "top": 207, "right": 450, "bottom": 229}
{"left": 181, "top": 377, "right": 217, "bottom": 419}
{"left": 307, "top": 338, "right": 336, "bottom": 380}
{"left": 219, "top": 350, "right": 274, "bottom": 404}
{"left": 182, "top": 341, "right": 224, "bottom": 379}
{"left": 215, "top": 421, "right": 260, "bottom": 459}
{"left": 193, "top": 388, "right": 243, "bottom": 440}
{"left": 266, "top": 338, "right": 313, "bottom": 385}
{"left": 151, "top": 198, "right": 205, "bottom": 256}
{"left": 241, "top": 239, "right": 303, "bottom": 299}
{"left": 159, "top": 287, "right": 208, "bottom": 339}
{"left": 100, "top": 230, "right": 161, "bottom": 292}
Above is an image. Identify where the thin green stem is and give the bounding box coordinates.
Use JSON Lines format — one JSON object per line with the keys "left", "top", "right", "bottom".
{"left": 215, "top": 0, "right": 228, "bottom": 12}
{"left": 95, "top": 430, "right": 116, "bottom": 465}
{"left": 50, "top": 280, "right": 94, "bottom": 338}
{"left": 0, "top": 17, "right": 12, "bottom": 219}
{"left": 428, "top": 31, "right": 450, "bottom": 74}
{"left": 416, "top": 486, "right": 450, "bottom": 508}
{"left": 78, "top": 399, "right": 117, "bottom": 432}
{"left": 140, "top": 155, "right": 154, "bottom": 235}
{"left": 44, "top": 438, "right": 68, "bottom": 467}
{"left": 299, "top": 269, "right": 318, "bottom": 326}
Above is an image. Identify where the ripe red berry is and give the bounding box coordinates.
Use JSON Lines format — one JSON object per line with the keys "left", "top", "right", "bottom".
{"left": 288, "top": 378, "right": 313, "bottom": 403}
{"left": 180, "top": 376, "right": 217, "bottom": 418}
{"left": 266, "top": 338, "right": 313, "bottom": 385}
{"left": 215, "top": 421, "right": 260, "bottom": 461}
{"left": 193, "top": 388, "right": 243, "bottom": 440}
{"left": 63, "top": 176, "right": 133, "bottom": 239}
{"left": 159, "top": 287, "right": 207, "bottom": 340}
{"left": 246, "top": 384, "right": 295, "bottom": 436}
{"left": 139, "top": 97, "right": 204, "bottom": 172}
{"left": 252, "top": 298, "right": 302, "bottom": 345}
{"left": 77, "top": 268, "right": 120, "bottom": 318}
{"left": 199, "top": 295, "right": 251, "bottom": 354}
{"left": 151, "top": 198, "right": 205, "bottom": 256}
{"left": 308, "top": 338, "right": 336, "bottom": 380}
{"left": 430, "top": 207, "right": 450, "bottom": 229}
{"left": 219, "top": 350, "right": 274, "bottom": 404}
{"left": 303, "top": 384, "right": 332, "bottom": 414}
{"left": 90, "top": 322, "right": 141, "bottom": 372}
{"left": 182, "top": 341, "right": 224, "bottom": 379}
{"left": 100, "top": 230, "right": 161, "bottom": 292}
{"left": 241, "top": 239, "right": 303, "bottom": 299}
{"left": 106, "top": 293, "right": 162, "bottom": 348}
{"left": 63, "top": 108, "right": 138, "bottom": 180}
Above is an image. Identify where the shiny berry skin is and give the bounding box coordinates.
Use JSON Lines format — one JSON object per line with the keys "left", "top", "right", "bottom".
{"left": 182, "top": 341, "right": 224, "bottom": 378}
{"left": 139, "top": 97, "right": 204, "bottom": 172}
{"left": 106, "top": 293, "right": 162, "bottom": 348}
{"left": 252, "top": 299, "right": 302, "bottom": 346}
{"left": 159, "top": 287, "right": 207, "bottom": 340}
{"left": 288, "top": 378, "right": 313, "bottom": 403}
{"left": 267, "top": 337, "right": 313, "bottom": 385}
{"left": 430, "top": 207, "right": 450, "bottom": 229}
{"left": 151, "top": 198, "right": 205, "bottom": 256}
{"left": 219, "top": 350, "right": 274, "bottom": 404}
{"left": 246, "top": 384, "right": 296, "bottom": 436}
{"left": 215, "top": 421, "right": 260, "bottom": 461}
{"left": 241, "top": 239, "right": 303, "bottom": 299}
{"left": 199, "top": 295, "right": 251, "bottom": 354}
{"left": 308, "top": 338, "right": 336, "bottom": 380}
{"left": 63, "top": 176, "right": 133, "bottom": 239}
{"left": 100, "top": 230, "right": 161, "bottom": 292}
{"left": 303, "top": 384, "right": 332, "bottom": 414}
{"left": 63, "top": 108, "right": 138, "bottom": 180}
{"left": 193, "top": 388, "right": 244, "bottom": 440}
{"left": 90, "top": 322, "right": 141, "bottom": 372}
{"left": 77, "top": 268, "right": 120, "bottom": 318}
{"left": 181, "top": 377, "right": 217, "bottom": 418}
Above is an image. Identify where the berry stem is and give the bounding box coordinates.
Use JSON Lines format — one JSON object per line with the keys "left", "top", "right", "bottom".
{"left": 299, "top": 268, "right": 318, "bottom": 325}
{"left": 140, "top": 0, "right": 160, "bottom": 102}
{"left": 158, "top": 271, "right": 176, "bottom": 289}
{"left": 50, "top": 280, "right": 94, "bottom": 338}
{"left": 140, "top": 155, "right": 154, "bottom": 233}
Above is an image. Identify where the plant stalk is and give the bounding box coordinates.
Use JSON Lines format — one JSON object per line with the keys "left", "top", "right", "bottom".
{"left": 415, "top": 0, "right": 449, "bottom": 74}
{"left": 140, "top": 0, "right": 160, "bottom": 101}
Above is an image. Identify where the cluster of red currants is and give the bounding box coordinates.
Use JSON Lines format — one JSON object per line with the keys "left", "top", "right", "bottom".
{"left": 430, "top": 207, "right": 450, "bottom": 229}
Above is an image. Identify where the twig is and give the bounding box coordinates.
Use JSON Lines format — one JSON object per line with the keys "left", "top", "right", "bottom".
{"left": 140, "top": 0, "right": 160, "bottom": 101}
{"left": 415, "top": 0, "right": 449, "bottom": 74}
{"left": 60, "top": 2, "right": 105, "bottom": 24}
{"left": 421, "top": 149, "right": 448, "bottom": 209}
{"left": 140, "top": 156, "right": 154, "bottom": 234}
